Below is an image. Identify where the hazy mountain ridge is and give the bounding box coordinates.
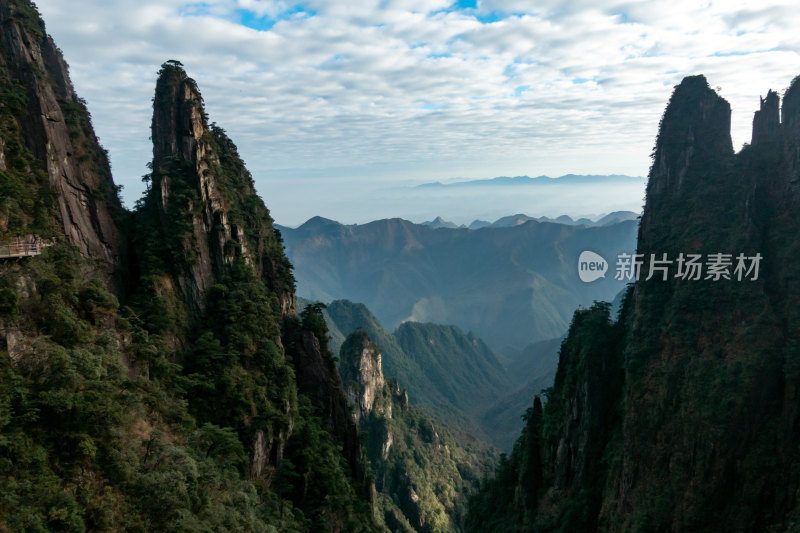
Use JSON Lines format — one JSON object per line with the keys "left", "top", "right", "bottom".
{"left": 414, "top": 211, "right": 639, "bottom": 231}
{"left": 278, "top": 215, "right": 637, "bottom": 351}
{"left": 321, "top": 299, "right": 559, "bottom": 451}
{"left": 416, "top": 174, "right": 645, "bottom": 189}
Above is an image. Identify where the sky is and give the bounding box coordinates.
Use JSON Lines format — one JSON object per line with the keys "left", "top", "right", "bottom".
{"left": 34, "top": 0, "right": 800, "bottom": 226}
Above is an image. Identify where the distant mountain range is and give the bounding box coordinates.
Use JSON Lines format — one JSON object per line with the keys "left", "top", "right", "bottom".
{"left": 417, "top": 174, "right": 645, "bottom": 189}
{"left": 421, "top": 211, "right": 639, "bottom": 230}
{"left": 278, "top": 215, "right": 638, "bottom": 352}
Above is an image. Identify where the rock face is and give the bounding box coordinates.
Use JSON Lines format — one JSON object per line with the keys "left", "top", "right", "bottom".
{"left": 148, "top": 61, "right": 294, "bottom": 315}
{"left": 752, "top": 89, "right": 780, "bottom": 145}
{"left": 288, "top": 325, "right": 373, "bottom": 501}
{"left": 468, "top": 73, "right": 800, "bottom": 532}
{"left": 542, "top": 305, "right": 623, "bottom": 502}
{"left": 339, "top": 329, "right": 493, "bottom": 532}
{"left": 645, "top": 76, "right": 732, "bottom": 203}
{"left": 603, "top": 74, "right": 800, "bottom": 533}
{"left": 340, "top": 331, "right": 386, "bottom": 423}
{"left": 339, "top": 329, "right": 417, "bottom": 471}
{"left": 0, "top": 0, "right": 123, "bottom": 268}
{"left": 138, "top": 62, "right": 375, "bottom": 510}
{"left": 781, "top": 77, "right": 800, "bottom": 186}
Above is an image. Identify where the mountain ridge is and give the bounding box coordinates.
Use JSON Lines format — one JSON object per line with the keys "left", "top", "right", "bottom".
{"left": 416, "top": 174, "right": 645, "bottom": 189}
{"left": 279, "top": 215, "right": 637, "bottom": 350}
{"left": 323, "top": 299, "right": 559, "bottom": 450}
{"left": 466, "top": 73, "right": 800, "bottom": 532}
{"left": 0, "top": 4, "right": 383, "bottom": 528}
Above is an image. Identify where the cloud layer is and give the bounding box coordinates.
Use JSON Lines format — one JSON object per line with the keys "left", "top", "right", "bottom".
{"left": 34, "top": 0, "right": 800, "bottom": 225}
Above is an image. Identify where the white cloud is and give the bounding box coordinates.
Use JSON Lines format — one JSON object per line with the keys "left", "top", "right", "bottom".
{"left": 31, "top": 0, "right": 800, "bottom": 225}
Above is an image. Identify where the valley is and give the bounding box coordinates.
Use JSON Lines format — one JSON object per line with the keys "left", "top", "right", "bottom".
{"left": 1, "top": 1, "right": 799, "bottom": 531}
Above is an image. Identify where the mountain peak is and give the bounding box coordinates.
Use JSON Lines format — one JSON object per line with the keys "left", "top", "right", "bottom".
{"left": 421, "top": 216, "right": 461, "bottom": 229}
{"left": 145, "top": 61, "right": 294, "bottom": 315}
{"left": 648, "top": 75, "right": 733, "bottom": 199}
{"left": 752, "top": 89, "right": 780, "bottom": 145}
{"left": 152, "top": 60, "right": 208, "bottom": 165}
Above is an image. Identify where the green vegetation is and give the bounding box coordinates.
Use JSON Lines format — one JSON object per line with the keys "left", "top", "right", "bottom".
{"left": 0, "top": 243, "right": 378, "bottom": 531}
{"left": 0, "top": 18, "right": 379, "bottom": 526}
{"left": 8, "top": 0, "right": 45, "bottom": 38}
{"left": 0, "top": 245, "right": 265, "bottom": 531}
{"left": 339, "top": 331, "right": 497, "bottom": 532}
{"left": 466, "top": 300, "right": 626, "bottom": 532}
{"left": 467, "top": 74, "right": 800, "bottom": 531}
{"left": 0, "top": 69, "right": 57, "bottom": 239}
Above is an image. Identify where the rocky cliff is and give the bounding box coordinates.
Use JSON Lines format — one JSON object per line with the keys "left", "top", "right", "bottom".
{"left": 145, "top": 60, "right": 294, "bottom": 316}
{"left": 752, "top": 89, "right": 780, "bottom": 146}
{"left": 0, "top": 2, "right": 380, "bottom": 529}
{"left": 131, "top": 61, "right": 380, "bottom": 521}
{"left": 340, "top": 330, "right": 387, "bottom": 423}
{"left": 131, "top": 61, "right": 303, "bottom": 481}
{"left": 339, "top": 330, "right": 495, "bottom": 532}
{"left": 468, "top": 74, "right": 800, "bottom": 531}
{"left": 0, "top": 0, "right": 123, "bottom": 269}
{"left": 325, "top": 299, "right": 524, "bottom": 449}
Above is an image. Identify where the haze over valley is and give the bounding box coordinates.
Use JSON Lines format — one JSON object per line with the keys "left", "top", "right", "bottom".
{"left": 3, "top": 1, "right": 800, "bottom": 531}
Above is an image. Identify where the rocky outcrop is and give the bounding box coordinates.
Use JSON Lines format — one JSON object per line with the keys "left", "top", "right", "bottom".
{"left": 339, "top": 331, "right": 413, "bottom": 463}
{"left": 781, "top": 77, "right": 800, "bottom": 186}
{"left": 782, "top": 76, "right": 800, "bottom": 137}
{"left": 752, "top": 89, "right": 780, "bottom": 145}
{"left": 469, "top": 73, "right": 800, "bottom": 532}
{"left": 646, "top": 76, "right": 733, "bottom": 203}
{"left": 340, "top": 331, "right": 386, "bottom": 423}
{"left": 290, "top": 327, "right": 372, "bottom": 500}
{"left": 534, "top": 303, "right": 625, "bottom": 530}
{"left": 339, "top": 329, "right": 485, "bottom": 532}
{"left": 149, "top": 61, "right": 294, "bottom": 314}
{"left": 0, "top": 0, "right": 123, "bottom": 269}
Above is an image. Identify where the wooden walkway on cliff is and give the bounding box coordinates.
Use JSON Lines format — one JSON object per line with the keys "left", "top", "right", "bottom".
{"left": 0, "top": 236, "right": 49, "bottom": 259}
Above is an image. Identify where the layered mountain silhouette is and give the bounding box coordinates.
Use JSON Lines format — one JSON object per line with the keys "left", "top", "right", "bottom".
{"left": 314, "top": 299, "right": 556, "bottom": 449}
{"left": 278, "top": 215, "right": 637, "bottom": 351}
{"left": 416, "top": 174, "right": 644, "bottom": 189}
{"left": 421, "top": 211, "right": 639, "bottom": 231}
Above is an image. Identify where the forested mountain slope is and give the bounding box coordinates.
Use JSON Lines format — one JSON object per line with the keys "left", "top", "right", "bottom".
{"left": 468, "top": 74, "right": 800, "bottom": 532}
{"left": 0, "top": 2, "right": 383, "bottom": 529}
{"left": 278, "top": 214, "right": 636, "bottom": 351}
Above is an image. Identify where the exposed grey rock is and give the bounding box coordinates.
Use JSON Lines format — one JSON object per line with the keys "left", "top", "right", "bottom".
{"left": 0, "top": 1, "right": 124, "bottom": 269}
{"left": 340, "top": 331, "right": 385, "bottom": 423}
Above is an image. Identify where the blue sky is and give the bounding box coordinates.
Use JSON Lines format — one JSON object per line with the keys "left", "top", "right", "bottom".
{"left": 33, "top": 0, "right": 800, "bottom": 225}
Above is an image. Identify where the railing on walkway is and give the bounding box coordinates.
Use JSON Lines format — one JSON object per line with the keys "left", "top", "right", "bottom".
{"left": 0, "top": 236, "right": 49, "bottom": 258}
